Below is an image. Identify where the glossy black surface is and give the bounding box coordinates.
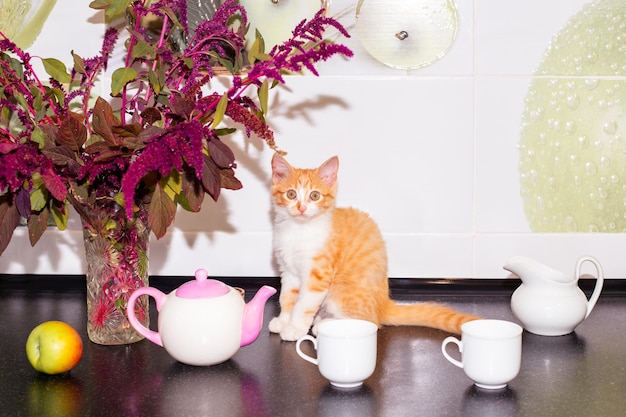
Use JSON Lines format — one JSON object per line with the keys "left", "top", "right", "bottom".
{"left": 1, "top": 277, "right": 625, "bottom": 417}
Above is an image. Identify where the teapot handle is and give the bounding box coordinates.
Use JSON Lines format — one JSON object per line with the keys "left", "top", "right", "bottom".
{"left": 575, "top": 256, "right": 605, "bottom": 319}
{"left": 127, "top": 287, "right": 167, "bottom": 346}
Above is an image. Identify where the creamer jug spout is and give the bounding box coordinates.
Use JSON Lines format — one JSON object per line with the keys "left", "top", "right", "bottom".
{"left": 503, "top": 255, "right": 574, "bottom": 285}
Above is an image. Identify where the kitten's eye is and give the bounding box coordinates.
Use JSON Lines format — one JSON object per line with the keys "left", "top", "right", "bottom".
{"left": 286, "top": 189, "right": 297, "bottom": 200}
{"left": 309, "top": 191, "right": 321, "bottom": 201}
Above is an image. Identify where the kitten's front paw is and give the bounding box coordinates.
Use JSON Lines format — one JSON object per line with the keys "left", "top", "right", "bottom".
{"left": 268, "top": 317, "right": 287, "bottom": 334}
{"left": 280, "top": 323, "right": 310, "bottom": 341}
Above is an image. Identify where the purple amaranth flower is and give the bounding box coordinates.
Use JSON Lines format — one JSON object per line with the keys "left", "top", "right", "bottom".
{"left": 225, "top": 98, "right": 274, "bottom": 143}
{"left": 81, "top": 26, "right": 118, "bottom": 77}
{"left": 0, "top": 142, "right": 66, "bottom": 201}
{"left": 121, "top": 120, "right": 205, "bottom": 219}
{"left": 78, "top": 154, "right": 129, "bottom": 198}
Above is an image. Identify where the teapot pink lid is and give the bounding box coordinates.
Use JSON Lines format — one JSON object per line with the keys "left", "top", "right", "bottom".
{"left": 176, "top": 268, "right": 230, "bottom": 299}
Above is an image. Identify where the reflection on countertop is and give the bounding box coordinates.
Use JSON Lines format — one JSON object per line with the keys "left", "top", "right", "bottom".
{"left": 1, "top": 276, "right": 625, "bottom": 417}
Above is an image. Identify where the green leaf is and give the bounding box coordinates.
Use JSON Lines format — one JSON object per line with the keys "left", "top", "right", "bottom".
{"left": 111, "top": 67, "right": 137, "bottom": 96}
{"left": 88, "top": 0, "right": 110, "bottom": 10}
{"left": 162, "top": 170, "right": 182, "bottom": 200}
{"left": 216, "top": 56, "right": 235, "bottom": 74}
{"left": 247, "top": 37, "right": 261, "bottom": 66}
{"left": 212, "top": 93, "right": 228, "bottom": 128}
{"left": 148, "top": 70, "right": 161, "bottom": 95}
{"left": 131, "top": 41, "right": 155, "bottom": 59}
{"left": 161, "top": 6, "right": 184, "bottom": 29}
{"left": 41, "top": 58, "right": 71, "bottom": 84}
{"left": 50, "top": 202, "right": 69, "bottom": 230}
{"left": 49, "top": 87, "right": 66, "bottom": 107}
{"left": 14, "top": 92, "right": 29, "bottom": 111}
{"left": 72, "top": 51, "right": 86, "bottom": 74}
{"left": 30, "top": 85, "right": 43, "bottom": 108}
{"left": 7, "top": 54, "right": 24, "bottom": 79}
{"left": 90, "top": 0, "right": 132, "bottom": 21}
{"left": 32, "top": 89, "right": 47, "bottom": 123}
{"left": 182, "top": 57, "right": 193, "bottom": 69}
{"left": 258, "top": 79, "right": 269, "bottom": 115}
{"left": 30, "top": 127, "right": 46, "bottom": 149}
{"left": 215, "top": 128, "right": 237, "bottom": 136}
{"left": 247, "top": 29, "right": 267, "bottom": 65}
{"left": 30, "top": 188, "right": 47, "bottom": 212}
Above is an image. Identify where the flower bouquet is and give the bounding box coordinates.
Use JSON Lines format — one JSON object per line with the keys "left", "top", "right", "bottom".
{"left": 0, "top": 0, "right": 351, "bottom": 344}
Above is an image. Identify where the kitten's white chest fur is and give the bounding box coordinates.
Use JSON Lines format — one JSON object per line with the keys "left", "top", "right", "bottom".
{"left": 273, "top": 211, "right": 332, "bottom": 279}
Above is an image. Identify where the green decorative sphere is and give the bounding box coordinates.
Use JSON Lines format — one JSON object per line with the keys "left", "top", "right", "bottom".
{"left": 519, "top": 0, "right": 626, "bottom": 232}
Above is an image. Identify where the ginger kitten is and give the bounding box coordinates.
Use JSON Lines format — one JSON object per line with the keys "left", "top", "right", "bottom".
{"left": 268, "top": 153, "right": 480, "bottom": 341}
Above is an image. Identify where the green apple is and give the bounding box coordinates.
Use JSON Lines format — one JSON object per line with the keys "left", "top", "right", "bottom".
{"left": 26, "top": 321, "right": 83, "bottom": 375}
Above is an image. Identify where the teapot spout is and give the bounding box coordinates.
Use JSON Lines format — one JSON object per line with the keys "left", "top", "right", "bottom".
{"left": 241, "top": 285, "right": 277, "bottom": 346}
{"left": 504, "top": 255, "right": 573, "bottom": 284}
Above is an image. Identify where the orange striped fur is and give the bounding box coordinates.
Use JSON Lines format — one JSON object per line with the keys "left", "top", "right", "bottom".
{"left": 268, "top": 154, "right": 480, "bottom": 341}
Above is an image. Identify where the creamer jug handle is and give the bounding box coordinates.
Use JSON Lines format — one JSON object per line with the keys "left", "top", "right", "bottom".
{"left": 575, "top": 256, "right": 604, "bottom": 318}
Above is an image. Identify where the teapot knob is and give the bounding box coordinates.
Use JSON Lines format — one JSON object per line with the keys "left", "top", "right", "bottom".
{"left": 195, "top": 268, "right": 208, "bottom": 282}
{"left": 176, "top": 268, "right": 230, "bottom": 298}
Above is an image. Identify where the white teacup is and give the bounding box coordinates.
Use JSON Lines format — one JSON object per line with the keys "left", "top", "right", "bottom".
{"left": 441, "top": 319, "right": 522, "bottom": 389}
{"left": 296, "top": 319, "right": 378, "bottom": 389}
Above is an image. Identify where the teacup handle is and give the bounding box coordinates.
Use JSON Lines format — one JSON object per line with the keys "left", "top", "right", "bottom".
{"left": 296, "top": 335, "right": 319, "bottom": 365}
{"left": 127, "top": 287, "right": 167, "bottom": 346}
{"left": 575, "top": 255, "right": 604, "bottom": 318}
{"left": 441, "top": 336, "right": 463, "bottom": 368}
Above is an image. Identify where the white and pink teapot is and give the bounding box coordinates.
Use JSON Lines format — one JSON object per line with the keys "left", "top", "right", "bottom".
{"left": 127, "top": 269, "right": 276, "bottom": 366}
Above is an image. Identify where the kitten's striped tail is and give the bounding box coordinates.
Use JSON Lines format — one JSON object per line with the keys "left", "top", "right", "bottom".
{"left": 380, "top": 300, "right": 480, "bottom": 334}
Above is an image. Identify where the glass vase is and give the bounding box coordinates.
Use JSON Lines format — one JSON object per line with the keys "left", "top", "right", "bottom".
{"left": 82, "top": 205, "right": 150, "bottom": 345}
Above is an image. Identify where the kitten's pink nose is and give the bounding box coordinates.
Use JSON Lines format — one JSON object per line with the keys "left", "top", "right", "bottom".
{"left": 297, "top": 203, "right": 307, "bottom": 214}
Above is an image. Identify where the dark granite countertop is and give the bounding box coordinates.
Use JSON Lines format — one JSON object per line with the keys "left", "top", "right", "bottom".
{"left": 1, "top": 276, "right": 624, "bottom": 417}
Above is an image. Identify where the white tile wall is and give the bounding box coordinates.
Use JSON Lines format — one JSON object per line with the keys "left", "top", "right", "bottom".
{"left": 2, "top": 0, "right": 625, "bottom": 279}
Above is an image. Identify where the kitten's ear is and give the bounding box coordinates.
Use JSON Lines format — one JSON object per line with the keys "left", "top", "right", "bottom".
{"left": 318, "top": 156, "right": 339, "bottom": 187}
{"left": 271, "top": 153, "right": 292, "bottom": 183}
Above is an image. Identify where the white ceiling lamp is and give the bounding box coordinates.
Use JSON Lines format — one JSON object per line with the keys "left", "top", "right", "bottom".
{"left": 355, "top": 0, "right": 459, "bottom": 69}
{"left": 239, "top": 0, "right": 331, "bottom": 51}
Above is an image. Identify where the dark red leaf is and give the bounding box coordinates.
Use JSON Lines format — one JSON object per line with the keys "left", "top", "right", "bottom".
{"left": 140, "top": 107, "right": 162, "bottom": 126}
{"left": 42, "top": 168, "right": 68, "bottom": 201}
{"left": 42, "top": 146, "right": 81, "bottom": 176}
{"left": 57, "top": 114, "right": 87, "bottom": 151}
{"left": 15, "top": 188, "right": 31, "bottom": 218}
{"left": 208, "top": 137, "right": 236, "bottom": 169}
{"left": 220, "top": 168, "right": 242, "bottom": 190}
{"left": 0, "top": 196, "right": 21, "bottom": 256}
{"left": 91, "top": 97, "right": 118, "bottom": 145}
{"left": 0, "top": 142, "right": 19, "bottom": 154}
{"left": 201, "top": 154, "right": 221, "bottom": 201}
{"left": 148, "top": 181, "right": 177, "bottom": 239}
{"left": 27, "top": 208, "right": 50, "bottom": 246}
{"left": 38, "top": 124, "right": 59, "bottom": 148}
{"left": 169, "top": 93, "right": 195, "bottom": 118}
{"left": 112, "top": 123, "right": 143, "bottom": 138}
{"left": 179, "top": 170, "right": 204, "bottom": 212}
